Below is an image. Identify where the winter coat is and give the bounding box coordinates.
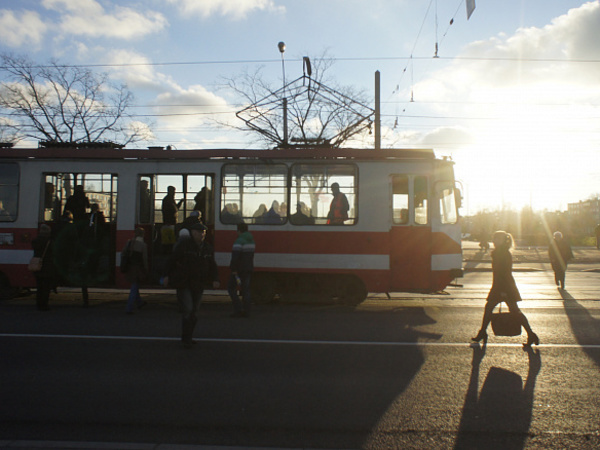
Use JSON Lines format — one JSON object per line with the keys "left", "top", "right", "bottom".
{"left": 166, "top": 237, "right": 218, "bottom": 290}
{"left": 486, "top": 247, "right": 522, "bottom": 304}
{"left": 32, "top": 235, "right": 55, "bottom": 279}
{"left": 230, "top": 231, "right": 255, "bottom": 275}
{"left": 327, "top": 193, "right": 349, "bottom": 225}
{"left": 549, "top": 239, "right": 573, "bottom": 272}
{"left": 123, "top": 237, "right": 148, "bottom": 283}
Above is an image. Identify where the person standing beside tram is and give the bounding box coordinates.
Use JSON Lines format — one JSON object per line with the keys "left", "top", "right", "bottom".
{"left": 228, "top": 222, "right": 255, "bottom": 318}
{"left": 163, "top": 223, "right": 219, "bottom": 349}
{"left": 31, "top": 224, "right": 55, "bottom": 311}
{"left": 327, "top": 182, "right": 349, "bottom": 225}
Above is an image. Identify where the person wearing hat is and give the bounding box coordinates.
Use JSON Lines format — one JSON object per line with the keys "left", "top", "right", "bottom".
{"left": 548, "top": 231, "right": 573, "bottom": 289}
{"left": 164, "top": 222, "right": 219, "bottom": 348}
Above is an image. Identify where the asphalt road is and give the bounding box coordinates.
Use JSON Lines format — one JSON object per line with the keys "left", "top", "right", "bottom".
{"left": 1, "top": 263, "right": 600, "bottom": 449}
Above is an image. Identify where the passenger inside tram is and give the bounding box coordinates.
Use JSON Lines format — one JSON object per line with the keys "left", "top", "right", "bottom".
{"left": 290, "top": 202, "right": 315, "bottom": 225}
{"left": 64, "top": 185, "right": 91, "bottom": 223}
{"left": 327, "top": 182, "right": 349, "bottom": 225}
{"left": 264, "top": 200, "right": 283, "bottom": 224}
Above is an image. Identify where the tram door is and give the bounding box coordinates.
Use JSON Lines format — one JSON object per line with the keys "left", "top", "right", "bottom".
{"left": 390, "top": 175, "right": 432, "bottom": 290}
{"left": 136, "top": 173, "right": 215, "bottom": 285}
{"left": 44, "top": 172, "right": 118, "bottom": 286}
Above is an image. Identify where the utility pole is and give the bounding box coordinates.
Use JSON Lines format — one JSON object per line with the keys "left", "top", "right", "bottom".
{"left": 374, "top": 71, "right": 381, "bottom": 150}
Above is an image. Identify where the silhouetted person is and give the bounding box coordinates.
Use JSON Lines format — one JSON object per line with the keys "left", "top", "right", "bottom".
{"left": 123, "top": 227, "right": 148, "bottom": 314}
{"left": 228, "top": 222, "right": 255, "bottom": 318}
{"left": 471, "top": 230, "right": 539, "bottom": 347}
{"left": 139, "top": 180, "right": 152, "bottom": 223}
{"left": 221, "top": 203, "right": 243, "bottom": 224}
{"left": 252, "top": 204, "right": 267, "bottom": 224}
{"left": 549, "top": 231, "right": 573, "bottom": 289}
{"left": 327, "top": 182, "right": 349, "bottom": 225}
{"left": 32, "top": 224, "right": 55, "bottom": 311}
{"left": 193, "top": 187, "right": 212, "bottom": 223}
{"left": 161, "top": 186, "right": 184, "bottom": 226}
{"left": 264, "top": 200, "right": 282, "bottom": 224}
{"left": 163, "top": 223, "right": 219, "bottom": 349}
{"left": 182, "top": 210, "right": 202, "bottom": 229}
{"left": 53, "top": 210, "right": 88, "bottom": 306}
{"left": 290, "top": 202, "right": 314, "bottom": 225}
{"left": 64, "top": 185, "right": 90, "bottom": 223}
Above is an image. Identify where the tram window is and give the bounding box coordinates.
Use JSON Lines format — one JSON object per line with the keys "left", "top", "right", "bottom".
{"left": 392, "top": 175, "right": 409, "bottom": 224}
{"left": 187, "top": 175, "right": 214, "bottom": 226}
{"left": 154, "top": 176, "right": 184, "bottom": 224}
{"left": 44, "top": 173, "right": 118, "bottom": 222}
{"left": 221, "top": 164, "right": 287, "bottom": 225}
{"left": 439, "top": 187, "right": 458, "bottom": 224}
{"left": 291, "top": 164, "right": 357, "bottom": 225}
{"left": 146, "top": 174, "right": 214, "bottom": 225}
{"left": 0, "top": 163, "right": 18, "bottom": 222}
{"left": 414, "top": 176, "right": 428, "bottom": 225}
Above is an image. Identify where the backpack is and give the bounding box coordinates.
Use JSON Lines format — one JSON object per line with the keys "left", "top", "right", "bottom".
{"left": 120, "top": 240, "right": 132, "bottom": 273}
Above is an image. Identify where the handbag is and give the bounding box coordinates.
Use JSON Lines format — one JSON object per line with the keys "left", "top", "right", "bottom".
{"left": 28, "top": 241, "right": 49, "bottom": 272}
{"left": 491, "top": 302, "right": 522, "bottom": 336}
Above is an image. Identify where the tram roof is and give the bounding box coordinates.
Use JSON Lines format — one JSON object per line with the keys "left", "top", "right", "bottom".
{"left": 0, "top": 146, "right": 436, "bottom": 161}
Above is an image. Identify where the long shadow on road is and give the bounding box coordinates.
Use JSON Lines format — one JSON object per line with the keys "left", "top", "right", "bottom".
{"left": 561, "top": 289, "right": 600, "bottom": 369}
{"left": 454, "top": 344, "right": 541, "bottom": 450}
{"left": 0, "top": 301, "right": 442, "bottom": 449}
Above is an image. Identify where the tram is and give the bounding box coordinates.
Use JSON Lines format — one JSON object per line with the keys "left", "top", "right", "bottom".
{"left": 0, "top": 146, "right": 462, "bottom": 303}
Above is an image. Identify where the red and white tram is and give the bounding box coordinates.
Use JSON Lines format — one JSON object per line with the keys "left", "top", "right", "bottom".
{"left": 0, "top": 146, "right": 462, "bottom": 303}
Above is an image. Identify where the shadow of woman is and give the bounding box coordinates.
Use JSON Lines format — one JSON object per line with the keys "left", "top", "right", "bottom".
{"left": 560, "top": 289, "right": 600, "bottom": 368}
{"left": 454, "top": 344, "right": 541, "bottom": 449}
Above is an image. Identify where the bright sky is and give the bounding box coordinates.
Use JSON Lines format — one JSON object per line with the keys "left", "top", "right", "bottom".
{"left": 1, "top": 0, "right": 599, "bottom": 214}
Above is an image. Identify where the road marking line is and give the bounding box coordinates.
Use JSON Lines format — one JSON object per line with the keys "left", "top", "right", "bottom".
{"left": 1, "top": 333, "right": 600, "bottom": 349}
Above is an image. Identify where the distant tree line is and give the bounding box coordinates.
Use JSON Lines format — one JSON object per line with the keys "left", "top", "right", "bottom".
{"left": 462, "top": 206, "right": 597, "bottom": 247}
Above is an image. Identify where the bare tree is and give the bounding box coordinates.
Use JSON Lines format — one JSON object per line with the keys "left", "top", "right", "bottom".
{"left": 0, "top": 53, "right": 149, "bottom": 147}
{"left": 219, "top": 55, "right": 374, "bottom": 148}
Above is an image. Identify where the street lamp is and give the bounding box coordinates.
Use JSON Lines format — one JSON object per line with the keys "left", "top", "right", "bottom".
{"left": 278, "top": 41, "right": 288, "bottom": 146}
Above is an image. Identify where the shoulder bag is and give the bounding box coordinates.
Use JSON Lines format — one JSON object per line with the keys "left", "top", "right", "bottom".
{"left": 28, "top": 241, "right": 50, "bottom": 272}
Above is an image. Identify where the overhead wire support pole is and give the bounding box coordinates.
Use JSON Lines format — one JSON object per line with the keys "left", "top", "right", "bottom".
{"left": 375, "top": 71, "right": 381, "bottom": 150}
{"left": 278, "top": 41, "right": 288, "bottom": 146}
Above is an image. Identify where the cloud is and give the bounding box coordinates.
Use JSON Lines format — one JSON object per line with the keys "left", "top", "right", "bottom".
{"left": 42, "top": 0, "right": 168, "bottom": 39}
{"left": 153, "top": 84, "right": 232, "bottom": 124}
{"left": 0, "top": 10, "right": 48, "bottom": 48}
{"left": 167, "top": 0, "right": 285, "bottom": 20}
{"left": 105, "top": 50, "right": 169, "bottom": 91}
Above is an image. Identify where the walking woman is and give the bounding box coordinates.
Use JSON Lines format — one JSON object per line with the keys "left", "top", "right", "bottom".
{"left": 472, "top": 230, "right": 539, "bottom": 347}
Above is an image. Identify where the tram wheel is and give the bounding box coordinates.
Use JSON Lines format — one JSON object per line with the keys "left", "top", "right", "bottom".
{"left": 251, "top": 273, "right": 277, "bottom": 304}
{"left": 335, "top": 274, "right": 367, "bottom": 306}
